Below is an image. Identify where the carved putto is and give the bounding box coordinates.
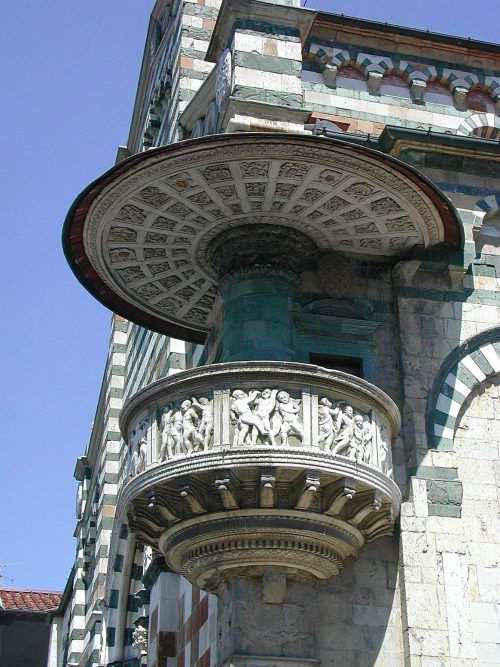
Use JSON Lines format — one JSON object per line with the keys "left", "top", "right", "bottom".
{"left": 318, "top": 400, "right": 373, "bottom": 464}
{"left": 230, "top": 388, "right": 303, "bottom": 447}
{"left": 159, "top": 396, "right": 213, "bottom": 461}
{"left": 132, "top": 625, "right": 148, "bottom": 655}
{"left": 130, "top": 419, "right": 149, "bottom": 476}
{"left": 275, "top": 390, "right": 303, "bottom": 446}
{"left": 317, "top": 397, "right": 340, "bottom": 448}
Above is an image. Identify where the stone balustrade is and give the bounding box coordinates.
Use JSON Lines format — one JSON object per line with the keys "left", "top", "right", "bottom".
{"left": 117, "top": 361, "right": 401, "bottom": 591}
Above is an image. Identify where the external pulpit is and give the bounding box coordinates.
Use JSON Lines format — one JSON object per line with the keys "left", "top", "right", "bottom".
{"left": 119, "top": 361, "right": 401, "bottom": 591}
{"left": 63, "top": 131, "right": 462, "bottom": 666}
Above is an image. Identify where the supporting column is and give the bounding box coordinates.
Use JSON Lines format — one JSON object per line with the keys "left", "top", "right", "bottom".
{"left": 220, "top": 266, "right": 299, "bottom": 362}
{"left": 217, "top": 576, "right": 320, "bottom": 667}
{"left": 206, "top": 223, "right": 318, "bottom": 363}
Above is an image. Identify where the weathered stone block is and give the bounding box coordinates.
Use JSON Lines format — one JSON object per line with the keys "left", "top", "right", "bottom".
{"left": 261, "top": 572, "right": 286, "bottom": 604}
{"left": 404, "top": 583, "right": 447, "bottom": 631}
{"left": 426, "top": 480, "right": 463, "bottom": 508}
{"left": 353, "top": 604, "right": 392, "bottom": 627}
{"left": 408, "top": 627, "right": 450, "bottom": 659}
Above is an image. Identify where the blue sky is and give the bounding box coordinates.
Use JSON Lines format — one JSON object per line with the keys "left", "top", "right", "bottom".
{"left": 0, "top": 1, "right": 498, "bottom": 592}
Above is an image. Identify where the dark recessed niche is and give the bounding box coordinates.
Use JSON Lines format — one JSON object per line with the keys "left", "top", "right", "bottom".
{"left": 309, "top": 353, "right": 363, "bottom": 377}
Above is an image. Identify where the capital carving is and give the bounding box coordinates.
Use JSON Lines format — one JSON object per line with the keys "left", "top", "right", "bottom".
{"left": 322, "top": 63, "right": 338, "bottom": 87}
{"left": 206, "top": 224, "right": 318, "bottom": 279}
{"left": 452, "top": 85, "right": 468, "bottom": 109}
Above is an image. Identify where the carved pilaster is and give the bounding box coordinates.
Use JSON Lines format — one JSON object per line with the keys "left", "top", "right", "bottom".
{"left": 208, "top": 224, "right": 317, "bottom": 281}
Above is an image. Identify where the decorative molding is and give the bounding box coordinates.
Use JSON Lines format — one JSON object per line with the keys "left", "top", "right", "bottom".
{"left": 456, "top": 112, "right": 500, "bottom": 138}
{"left": 223, "top": 658, "right": 320, "bottom": 667}
{"left": 120, "top": 362, "right": 401, "bottom": 440}
{"left": 305, "top": 42, "right": 500, "bottom": 110}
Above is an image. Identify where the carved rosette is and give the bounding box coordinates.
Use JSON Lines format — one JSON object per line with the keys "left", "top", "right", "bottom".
{"left": 117, "top": 362, "right": 401, "bottom": 592}
{"left": 207, "top": 224, "right": 318, "bottom": 279}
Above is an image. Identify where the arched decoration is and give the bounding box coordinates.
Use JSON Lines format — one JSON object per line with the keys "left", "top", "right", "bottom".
{"left": 305, "top": 43, "right": 500, "bottom": 108}
{"left": 380, "top": 72, "right": 411, "bottom": 99}
{"left": 425, "top": 78, "right": 454, "bottom": 105}
{"left": 336, "top": 64, "right": 368, "bottom": 92}
{"left": 305, "top": 45, "right": 368, "bottom": 89}
{"left": 472, "top": 125, "right": 500, "bottom": 139}
{"left": 465, "top": 87, "right": 496, "bottom": 113}
{"left": 427, "top": 328, "right": 500, "bottom": 450}
{"left": 306, "top": 45, "right": 350, "bottom": 71}
{"left": 457, "top": 112, "right": 500, "bottom": 137}
{"left": 359, "top": 56, "right": 389, "bottom": 76}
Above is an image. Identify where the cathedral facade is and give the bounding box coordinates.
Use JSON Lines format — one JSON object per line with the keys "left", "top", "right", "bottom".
{"left": 49, "top": 1, "right": 500, "bottom": 665}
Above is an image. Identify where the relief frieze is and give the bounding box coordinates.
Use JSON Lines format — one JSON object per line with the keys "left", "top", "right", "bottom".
{"left": 126, "top": 385, "right": 394, "bottom": 482}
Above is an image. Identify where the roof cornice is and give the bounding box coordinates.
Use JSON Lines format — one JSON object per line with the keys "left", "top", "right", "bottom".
{"left": 312, "top": 12, "right": 500, "bottom": 69}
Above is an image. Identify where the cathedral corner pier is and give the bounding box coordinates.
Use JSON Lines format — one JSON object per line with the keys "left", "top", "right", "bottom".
{"left": 63, "top": 131, "right": 463, "bottom": 666}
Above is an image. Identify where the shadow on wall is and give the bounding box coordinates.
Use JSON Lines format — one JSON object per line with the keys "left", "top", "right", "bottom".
{"left": 217, "top": 536, "right": 401, "bottom": 666}
{"left": 315, "top": 536, "right": 401, "bottom": 665}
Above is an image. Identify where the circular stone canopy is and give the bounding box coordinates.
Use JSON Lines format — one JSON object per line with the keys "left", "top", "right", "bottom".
{"left": 64, "top": 133, "right": 462, "bottom": 342}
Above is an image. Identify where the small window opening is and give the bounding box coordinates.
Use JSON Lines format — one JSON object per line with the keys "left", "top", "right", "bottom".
{"left": 309, "top": 353, "right": 363, "bottom": 377}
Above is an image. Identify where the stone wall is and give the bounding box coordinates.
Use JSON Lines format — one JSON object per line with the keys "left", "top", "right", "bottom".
{"left": 400, "top": 377, "right": 500, "bottom": 666}
{"left": 215, "top": 536, "right": 403, "bottom": 666}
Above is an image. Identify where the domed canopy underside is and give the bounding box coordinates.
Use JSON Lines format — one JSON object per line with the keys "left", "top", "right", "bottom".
{"left": 64, "top": 133, "right": 461, "bottom": 342}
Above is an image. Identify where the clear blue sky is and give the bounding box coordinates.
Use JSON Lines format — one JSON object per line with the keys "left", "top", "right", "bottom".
{"left": 0, "top": 1, "right": 498, "bottom": 592}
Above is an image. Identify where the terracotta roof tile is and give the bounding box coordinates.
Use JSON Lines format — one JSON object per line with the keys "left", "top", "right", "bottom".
{"left": 0, "top": 588, "right": 62, "bottom": 613}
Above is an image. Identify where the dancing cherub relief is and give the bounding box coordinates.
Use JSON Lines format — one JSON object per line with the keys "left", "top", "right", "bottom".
{"left": 230, "top": 389, "right": 270, "bottom": 445}
{"left": 153, "top": 390, "right": 390, "bottom": 476}
{"left": 275, "top": 390, "right": 303, "bottom": 446}
{"left": 322, "top": 401, "right": 374, "bottom": 465}
{"left": 191, "top": 396, "right": 214, "bottom": 451}
{"left": 159, "top": 396, "right": 213, "bottom": 461}
{"left": 130, "top": 418, "right": 149, "bottom": 476}
{"left": 230, "top": 388, "right": 303, "bottom": 446}
{"left": 317, "top": 397, "right": 341, "bottom": 449}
